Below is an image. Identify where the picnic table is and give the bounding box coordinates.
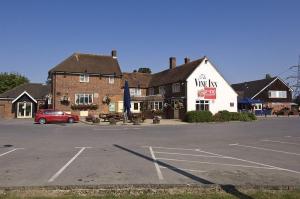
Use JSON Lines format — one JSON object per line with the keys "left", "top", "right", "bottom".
{"left": 99, "top": 113, "right": 123, "bottom": 122}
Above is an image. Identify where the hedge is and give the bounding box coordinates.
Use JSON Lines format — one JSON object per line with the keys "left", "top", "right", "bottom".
{"left": 184, "top": 111, "right": 213, "bottom": 123}
{"left": 185, "top": 110, "right": 257, "bottom": 123}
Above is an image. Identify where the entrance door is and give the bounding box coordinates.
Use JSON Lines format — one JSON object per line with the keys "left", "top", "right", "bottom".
{"left": 17, "top": 102, "right": 32, "bottom": 118}
{"left": 173, "top": 100, "right": 179, "bottom": 119}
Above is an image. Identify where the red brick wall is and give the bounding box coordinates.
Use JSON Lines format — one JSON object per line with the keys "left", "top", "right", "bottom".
{"left": 0, "top": 100, "right": 14, "bottom": 119}
{"left": 52, "top": 74, "right": 123, "bottom": 115}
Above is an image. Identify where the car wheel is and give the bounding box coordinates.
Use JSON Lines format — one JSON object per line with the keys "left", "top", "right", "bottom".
{"left": 39, "top": 118, "right": 46, "bottom": 124}
{"left": 68, "top": 118, "right": 74, "bottom": 123}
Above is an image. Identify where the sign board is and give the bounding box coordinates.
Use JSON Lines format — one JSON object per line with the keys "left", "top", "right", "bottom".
{"left": 198, "top": 87, "right": 216, "bottom": 100}
{"left": 109, "top": 102, "right": 116, "bottom": 112}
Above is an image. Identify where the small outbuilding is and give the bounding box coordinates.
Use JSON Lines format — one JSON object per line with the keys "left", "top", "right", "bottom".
{"left": 0, "top": 83, "right": 50, "bottom": 119}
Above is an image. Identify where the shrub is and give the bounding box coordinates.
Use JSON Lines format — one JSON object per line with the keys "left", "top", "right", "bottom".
{"left": 212, "top": 110, "right": 232, "bottom": 122}
{"left": 230, "top": 112, "right": 242, "bottom": 121}
{"left": 246, "top": 112, "right": 257, "bottom": 120}
{"left": 239, "top": 113, "right": 251, "bottom": 121}
{"left": 185, "top": 111, "right": 213, "bottom": 123}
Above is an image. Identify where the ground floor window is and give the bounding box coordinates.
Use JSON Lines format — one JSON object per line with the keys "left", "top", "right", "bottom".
{"left": 196, "top": 100, "right": 209, "bottom": 111}
{"left": 133, "top": 102, "right": 139, "bottom": 110}
{"left": 75, "top": 94, "right": 93, "bottom": 105}
{"left": 150, "top": 101, "right": 163, "bottom": 110}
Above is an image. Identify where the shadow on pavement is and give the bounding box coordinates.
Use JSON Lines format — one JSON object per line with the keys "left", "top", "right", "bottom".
{"left": 114, "top": 144, "right": 253, "bottom": 199}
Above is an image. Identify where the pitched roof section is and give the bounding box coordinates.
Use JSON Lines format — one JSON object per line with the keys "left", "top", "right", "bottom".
{"left": 149, "top": 58, "right": 204, "bottom": 87}
{"left": 0, "top": 83, "right": 50, "bottom": 100}
{"left": 122, "top": 72, "right": 152, "bottom": 88}
{"left": 231, "top": 77, "right": 277, "bottom": 99}
{"left": 49, "top": 53, "right": 122, "bottom": 76}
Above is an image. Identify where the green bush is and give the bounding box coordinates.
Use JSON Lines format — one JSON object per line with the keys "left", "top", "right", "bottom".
{"left": 239, "top": 113, "right": 251, "bottom": 121}
{"left": 185, "top": 111, "right": 213, "bottom": 123}
{"left": 212, "top": 111, "right": 256, "bottom": 122}
{"left": 246, "top": 112, "right": 257, "bottom": 120}
{"left": 230, "top": 112, "right": 242, "bottom": 121}
{"left": 212, "top": 110, "right": 231, "bottom": 122}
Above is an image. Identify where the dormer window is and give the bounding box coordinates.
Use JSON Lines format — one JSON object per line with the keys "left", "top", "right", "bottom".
{"left": 80, "top": 74, "right": 89, "bottom": 83}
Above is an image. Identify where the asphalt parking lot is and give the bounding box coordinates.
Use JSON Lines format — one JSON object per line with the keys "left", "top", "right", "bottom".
{"left": 0, "top": 117, "right": 299, "bottom": 186}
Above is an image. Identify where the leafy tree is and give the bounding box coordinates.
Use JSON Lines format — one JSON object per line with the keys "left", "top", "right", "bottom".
{"left": 0, "top": 72, "right": 29, "bottom": 94}
{"left": 138, "top": 67, "right": 152, "bottom": 74}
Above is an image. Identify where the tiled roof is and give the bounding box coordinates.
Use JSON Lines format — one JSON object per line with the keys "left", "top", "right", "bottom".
{"left": 122, "top": 72, "right": 152, "bottom": 88}
{"left": 0, "top": 83, "right": 50, "bottom": 100}
{"left": 149, "top": 58, "right": 204, "bottom": 87}
{"left": 231, "top": 77, "right": 277, "bottom": 99}
{"left": 49, "top": 53, "right": 122, "bottom": 76}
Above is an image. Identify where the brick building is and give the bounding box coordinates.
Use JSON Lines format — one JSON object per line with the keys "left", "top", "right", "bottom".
{"left": 48, "top": 50, "right": 123, "bottom": 116}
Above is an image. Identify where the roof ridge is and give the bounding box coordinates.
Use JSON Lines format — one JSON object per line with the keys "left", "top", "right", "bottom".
{"left": 74, "top": 52, "right": 113, "bottom": 58}
{"left": 233, "top": 76, "right": 277, "bottom": 85}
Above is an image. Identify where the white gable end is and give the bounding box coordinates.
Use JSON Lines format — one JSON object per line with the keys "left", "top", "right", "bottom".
{"left": 186, "top": 58, "right": 237, "bottom": 114}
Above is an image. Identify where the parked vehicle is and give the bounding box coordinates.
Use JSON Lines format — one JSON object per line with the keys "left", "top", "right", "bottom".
{"left": 34, "top": 109, "right": 79, "bottom": 124}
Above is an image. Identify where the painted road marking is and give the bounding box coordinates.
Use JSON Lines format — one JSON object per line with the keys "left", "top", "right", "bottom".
{"left": 155, "top": 151, "right": 219, "bottom": 158}
{"left": 229, "top": 143, "right": 300, "bottom": 156}
{"left": 144, "top": 146, "right": 202, "bottom": 152}
{"left": 157, "top": 157, "right": 278, "bottom": 170}
{"left": 159, "top": 166, "right": 207, "bottom": 173}
{"left": 285, "top": 136, "right": 300, "bottom": 139}
{"left": 0, "top": 148, "right": 24, "bottom": 157}
{"left": 48, "top": 147, "right": 90, "bottom": 182}
{"left": 93, "top": 128, "right": 141, "bottom": 131}
{"left": 261, "top": 139, "right": 300, "bottom": 146}
{"left": 149, "top": 146, "right": 164, "bottom": 180}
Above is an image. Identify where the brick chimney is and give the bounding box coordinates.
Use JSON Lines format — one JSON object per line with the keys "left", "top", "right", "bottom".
{"left": 184, "top": 57, "right": 190, "bottom": 64}
{"left": 169, "top": 57, "right": 176, "bottom": 69}
{"left": 111, "top": 50, "right": 117, "bottom": 59}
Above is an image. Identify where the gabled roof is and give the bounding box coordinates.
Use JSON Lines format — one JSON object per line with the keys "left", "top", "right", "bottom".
{"left": 231, "top": 77, "right": 290, "bottom": 99}
{"left": 122, "top": 72, "right": 152, "bottom": 88}
{"left": 49, "top": 53, "right": 122, "bottom": 76}
{"left": 0, "top": 83, "right": 50, "bottom": 100}
{"left": 149, "top": 58, "right": 205, "bottom": 87}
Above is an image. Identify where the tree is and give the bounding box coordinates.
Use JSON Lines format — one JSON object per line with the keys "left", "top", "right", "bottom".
{"left": 0, "top": 72, "right": 29, "bottom": 94}
{"left": 137, "top": 67, "right": 152, "bottom": 74}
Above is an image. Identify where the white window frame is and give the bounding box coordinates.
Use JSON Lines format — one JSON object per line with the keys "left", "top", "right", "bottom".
{"left": 195, "top": 100, "right": 209, "bottom": 111}
{"left": 172, "top": 83, "right": 180, "bottom": 93}
{"left": 159, "top": 86, "right": 165, "bottom": 95}
{"left": 150, "top": 101, "right": 163, "bottom": 110}
{"left": 108, "top": 76, "right": 115, "bottom": 84}
{"left": 130, "top": 88, "right": 141, "bottom": 96}
{"left": 79, "top": 74, "right": 89, "bottom": 83}
{"left": 268, "top": 90, "right": 287, "bottom": 98}
{"left": 75, "top": 93, "right": 93, "bottom": 105}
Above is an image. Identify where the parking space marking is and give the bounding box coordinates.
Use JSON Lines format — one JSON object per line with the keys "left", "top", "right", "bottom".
{"left": 155, "top": 151, "right": 219, "bottom": 158}
{"left": 229, "top": 143, "right": 300, "bottom": 156}
{"left": 48, "top": 147, "right": 90, "bottom": 182}
{"left": 149, "top": 146, "right": 164, "bottom": 180}
{"left": 144, "top": 146, "right": 202, "bottom": 152}
{"left": 159, "top": 166, "right": 207, "bottom": 173}
{"left": 285, "top": 136, "right": 300, "bottom": 139}
{"left": 0, "top": 148, "right": 24, "bottom": 157}
{"left": 157, "top": 157, "right": 278, "bottom": 170}
{"left": 93, "top": 128, "right": 141, "bottom": 131}
{"left": 261, "top": 139, "right": 300, "bottom": 146}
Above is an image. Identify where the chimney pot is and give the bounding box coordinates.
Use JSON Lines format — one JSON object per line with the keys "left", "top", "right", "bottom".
{"left": 111, "top": 50, "right": 117, "bottom": 59}
{"left": 184, "top": 57, "right": 190, "bottom": 64}
{"left": 169, "top": 57, "right": 176, "bottom": 69}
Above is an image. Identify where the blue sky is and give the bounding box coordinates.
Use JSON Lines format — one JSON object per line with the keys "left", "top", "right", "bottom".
{"left": 0, "top": 0, "right": 299, "bottom": 84}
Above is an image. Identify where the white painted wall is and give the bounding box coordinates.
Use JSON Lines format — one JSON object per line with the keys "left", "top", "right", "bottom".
{"left": 186, "top": 58, "right": 237, "bottom": 114}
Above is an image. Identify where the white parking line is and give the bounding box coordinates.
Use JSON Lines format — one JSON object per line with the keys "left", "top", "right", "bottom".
{"left": 159, "top": 166, "right": 207, "bottom": 173}
{"left": 261, "top": 139, "right": 300, "bottom": 146}
{"left": 0, "top": 148, "right": 24, "bottom": 157}
{"left": 285, "top": 136, "right": 300, "bottom": 139}
{"left": 155, "top": 151, "right": 219, "bottom": 158}
{"left": 48, "top": 147, "right": 90, "bottom": 182}
{"left": 149, "top": 146, "right": 164, "bottom": 180}
{"left": 157, "top": 157, "right": 278, "bottom": 170}
{"left": 144, "top": 146, "right": 201, "bottom": 151}
{"left": 229, "top": 143, "right": 300, "bottom": 156}
{"left": 93, "top": 128, "right": 141, "bottom": 131}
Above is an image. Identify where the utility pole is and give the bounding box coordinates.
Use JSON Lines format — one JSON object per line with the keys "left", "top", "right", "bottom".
{"left": 286, "top": 56, "right": 300, "bottom": 98}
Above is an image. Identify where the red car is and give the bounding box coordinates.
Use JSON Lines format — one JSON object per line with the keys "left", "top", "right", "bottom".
{"left": 35, "top": 109, "right": 79, "bottom": 124}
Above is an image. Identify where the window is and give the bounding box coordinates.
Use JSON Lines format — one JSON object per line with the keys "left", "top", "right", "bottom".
{"left": 150, "top": 101, "right": 163, "bottom": 110}
{"left": 230, "top": 102, "right": 234, "bottom": 107}
{"left": 108, "top": 76, "right": 114, "bottom": 84}
{"left": 172, "top": 83, "right": 180, "bottom": 93}
{"left": 79, "top": 74, "right": 89, "bottom": 82}
{"left": 133, "top": 102, "right": 139, "bottom": 110}
{"left": 159, "top": 86, "right": 165, "bottom": 95}
{"left": 75, "top": 94, "right": 93, "bottom": 105}
{"left": 196, "top": 100, "right": 209, "bottom": 111}
{"left": 130, "top": 88, "right": 141, "bottom": 96}
{"left": 149, "top": 87, "right": 154, "bottom": 95}
{"left": 268, "top": 90, "right": 287, "bottom": 98}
